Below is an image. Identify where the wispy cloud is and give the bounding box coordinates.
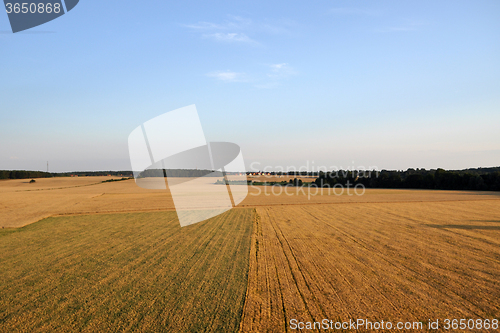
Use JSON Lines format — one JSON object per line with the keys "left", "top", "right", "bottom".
{"left": 187, "top": 15, "right": 252, "bottom": 30}
{"left": 253, "top": 63, "right": 297, "bottom": 89}
{"left": 183, "top": 15, "right": 292, "bottom": 45}
{"left": 206, "top": 63, "right": 296, "bottom": 86}
{"left": 267, "top": 63, "right": 296, "bottom": 78}
{"left": 183, "top": 17, "right": 253, "bottom": 31}
{"left": 270, "top": 63, "right": 287, "bottom": 71}
{"left": 203, "top": 32, "right": 256, "bottom": 44}
{"left": 207, "top": 71, "right": 246, "bottom": 82}
{"left": 330, "top": 7, "right": 383, "bottom": 16}
{"left": 183, "top": 22, "right": 226, "bottom": 30}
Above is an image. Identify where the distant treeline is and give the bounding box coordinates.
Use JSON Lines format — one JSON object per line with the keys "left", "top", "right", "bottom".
{"left": 313, "top": 168, "right": 500, "bottom": 191}
{"left": 0, "top": 170, "right": 52, "bottom": 179}
{"left": 253, "top": 167, "right": 500, "bottom": 177}
{"left": 137, "top": 169, "right": 239, "bottom": 178}
{"left": 0, "top": 169, "right": 235, "bottom": 179}
{"left": 2, "top": 167, "right": 500, "bottom": 191}
{"left": 0, "top": 170, "right": 133, "bottom": 179}
{"left": 56, "top": 171, "right": 133, "bottom": 177}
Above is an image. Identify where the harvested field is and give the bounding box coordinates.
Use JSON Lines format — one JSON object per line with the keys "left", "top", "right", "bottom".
{"left": 241, "top": 200, "right": 500, "bottom": 332}
{"left": 1, "top": 176, "right": 499, "bottom": 332}
{"left": 0, "top": 177, "right": 175, "bottom": 228}
{"left": 0, "top": 209, "right": 253, "bottom": 332}
{"left": 1, "top": 176, "right": 499, "bottom": 228}
{"left": 0, "top": 176, "right": 124, "bottom": 190}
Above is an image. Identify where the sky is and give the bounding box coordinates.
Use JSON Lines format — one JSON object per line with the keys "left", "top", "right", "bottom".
{"left": 1, "top": 0, "right": 499, "bottom": 172}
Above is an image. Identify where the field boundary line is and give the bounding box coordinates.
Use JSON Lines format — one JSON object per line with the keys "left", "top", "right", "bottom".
{"left": 12, "top": 180, "right": 130, "bottom": 192}
{"left": 52, "top": 207, "right": 178, "bottom": 217}
{"left": 239, "top": 198, "right": 500, "bottom": 208}
{"left": 4, "top": 197, "right": 499, "bottom": 229}
{"left": 1, "top": 208, "right": 179, "bottom": 229}
{"left": 3, "top": 207, "right": 259, "bottom": 229}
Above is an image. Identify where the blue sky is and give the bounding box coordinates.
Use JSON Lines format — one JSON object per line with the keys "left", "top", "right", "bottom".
{"left": 1, "top": 0, "right": 499, "bottom": 172}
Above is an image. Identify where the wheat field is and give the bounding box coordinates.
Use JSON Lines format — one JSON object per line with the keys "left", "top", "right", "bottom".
{"left": 241, "top": 200, "right": 500, "bottom": 332}
{"left": 1, "top": 177, "right": 499, "bottom": 332}
{"left": 0, "top": 209, "right": 253, "bottom": 332}
{"left": 1, "top": 177, "right": 498, "bottom": 228}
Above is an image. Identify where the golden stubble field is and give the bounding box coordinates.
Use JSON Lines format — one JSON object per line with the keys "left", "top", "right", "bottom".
{"left": 0, "top": 177, "right": 175, "bottom": 228}
{"left": 240, "top": 201, "right": 500, "bottom": 332}
{"left": 0, "top": 209, "right": 253, "bottom": 332}
{"left": 1, "top": 176, "right": 498, "bottom": 228}
{"left": 1, "top": 177, "right": 499, "bottom": 332}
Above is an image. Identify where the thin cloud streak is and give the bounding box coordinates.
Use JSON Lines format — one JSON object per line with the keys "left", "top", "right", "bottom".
{"left": 183, "top": 22, "right": 226, "bottom": 30}
{"left": 207, "top": 71, "right": 246, "bottom": 82}
{"left": 267, "top": 63, "right": 296, "bottom": 78}
{"left": 330, "top": 7, "right": 383, "bottom": 16}
{"left": 254, "top": 63, "right": 297, "bottom": 88}
{"left": 183, "top": 15, "right": 293, "bottom": 45}
{"left": 203, "top": 32, "right": 257, "bottom": 44}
